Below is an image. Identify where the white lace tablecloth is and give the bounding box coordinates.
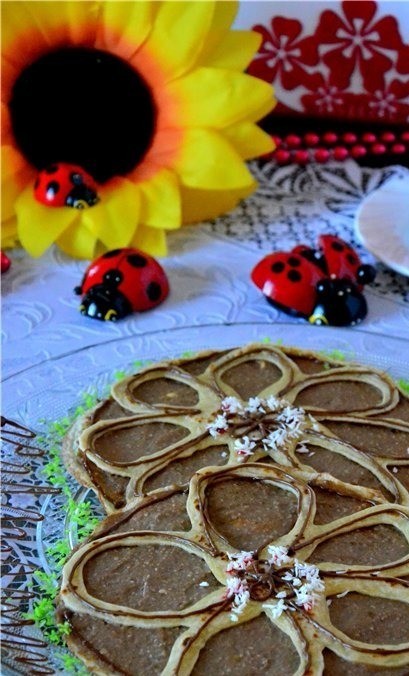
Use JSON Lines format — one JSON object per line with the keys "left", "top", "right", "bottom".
{"left": 3, "top": 159, "right": 409, "bottom": 398}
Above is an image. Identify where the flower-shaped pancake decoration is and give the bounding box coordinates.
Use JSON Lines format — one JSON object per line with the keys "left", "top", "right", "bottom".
{"left": 64, "top": 344, "right": 409, "bottom": 514}
{"left": 59, "top": 463, "right": 409, "bottom": 674}
{"left": 2, "top": 1, "right": 274, "bottom": 258}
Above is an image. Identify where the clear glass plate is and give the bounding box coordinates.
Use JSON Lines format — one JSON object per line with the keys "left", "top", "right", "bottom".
{"left": 2, "top": 322, "right": 408, "bottom": 674}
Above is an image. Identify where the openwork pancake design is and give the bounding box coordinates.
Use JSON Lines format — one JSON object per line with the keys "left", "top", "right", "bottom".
{"left": 63, "top": 344, "right": 409, "bottom": 513}
{"left": 59, "top": 344, "right": 409, "bottom": 674}
{"left": 59, "top": 463, "right": 409, "bottom": 675}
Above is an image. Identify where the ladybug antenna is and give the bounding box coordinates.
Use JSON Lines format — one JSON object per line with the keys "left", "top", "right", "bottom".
{"left": 356, "top": 264, "right": 376, "bottom": 286}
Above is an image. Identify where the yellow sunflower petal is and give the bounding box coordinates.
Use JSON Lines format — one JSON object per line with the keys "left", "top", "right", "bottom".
{"left": 1, "top": 101, "right": 12, "bottom": 143}
{"left": 16, "top": 185, "right": 79, "bottom": 257}
{"left": 206, "top": 30, "right": 262, "bottom": 71}
{"left": 196, "top": 1, "right": 237, "bottom": 65}
{"left": 249, "top": 98, "right": 278, "bottom": 124}
{"left": 203, "top": 1, "right": 237, "bottom": 45}
{"left": 180, "top": 183, "right": 255, "bottom": 224}
{"left": 175, "top": 129, "right": 254, "bottom": 190}
{"left": 1, "top": 56, "right": 19, "bottom": 105}
{"left": 130, "top": 224, "right": 167, "bottom": 257}
{"left": 60, "top": 0, "right": 102, "bottom": 47}
{"left": 2, "top": 145, "right": 35, "bottom": 222}
{"left": 96, "top": 1, "right": 154, "bottom": 61}
{"left": 56, "top": 221, "right": 97, "bottom": 260}
{"left": 138, "top": 168, "right": 181, "bottom": 230}
{"left": 141, "top": 1, "right": 215, "bottom": 81}
{"left": 224, "top": 122, "right": 274, "bottom": 160}
{"left": 1, "top": 215, "right": 19, "bottom": 248}
{"left": 37, "top": 1, "right": 97, "bottom": 46}
{"left": 1, "top": 1, "right": 48, "bottom": 69}
{"left": 2, "top": 1, "right": 98, "bottom": 69}
{"left": 82, "top": 178, "right": 140, "bottom": 250}
{"left": 168, "top": 68, "right": 274, "bottom": 129}
{"left": 2, "top": 145, "right": 28, "bottom": 182}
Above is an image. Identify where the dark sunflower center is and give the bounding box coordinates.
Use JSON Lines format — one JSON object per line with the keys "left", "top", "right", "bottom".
{"left": 9, "top": 48, "right": 156, "bottom": 183}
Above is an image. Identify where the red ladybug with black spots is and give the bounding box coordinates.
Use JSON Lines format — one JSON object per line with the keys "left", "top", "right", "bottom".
{"left": 251, "top": 235, "right": 376, "bottom": 326}
{"left": 75, "top": 248, "right": 169, "bottom": 321}
{"left": 34, "top": 163, "right": 99, "bottom": 209}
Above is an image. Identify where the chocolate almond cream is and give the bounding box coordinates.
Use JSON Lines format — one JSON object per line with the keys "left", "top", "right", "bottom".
{"left": 59, "top": 343, "right": 409, "bottom": 674}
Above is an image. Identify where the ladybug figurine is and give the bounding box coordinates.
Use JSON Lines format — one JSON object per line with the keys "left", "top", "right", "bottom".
{"left": 34, "top": 163, "right": 99, "bottom": 209}
{"left": 75, "top": 247, "right": 170, "bottom": 321}
{"left": 1, "top": 251, "right": 11, "bottom": 274}
{"left": 251, "top": 235, "right": 376, "bottom": 327}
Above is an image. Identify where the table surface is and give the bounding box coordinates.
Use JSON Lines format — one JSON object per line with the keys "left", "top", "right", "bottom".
{"left": 2, "top": 157, "right": 409, "bottom": 676}
{"left": 3, "top": 159, "right": 409, "bottom": 391}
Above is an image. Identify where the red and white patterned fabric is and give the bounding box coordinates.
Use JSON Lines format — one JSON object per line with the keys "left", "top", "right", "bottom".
{"left": 236, "top": 1, "right": 409, "bottom": 124}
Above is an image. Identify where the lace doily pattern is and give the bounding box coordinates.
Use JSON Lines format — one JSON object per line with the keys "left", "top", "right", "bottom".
{"left": 206, "top": 161, "right": 409, "bottom": 304}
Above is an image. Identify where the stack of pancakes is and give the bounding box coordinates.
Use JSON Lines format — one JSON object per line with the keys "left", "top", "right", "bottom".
{"left": 58, "top": 343, "right": 409, "bottom": 675}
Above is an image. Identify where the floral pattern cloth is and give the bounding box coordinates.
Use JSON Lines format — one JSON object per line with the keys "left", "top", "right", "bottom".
{"left": 247, "top": 0, "right": 409, "bottom": 123}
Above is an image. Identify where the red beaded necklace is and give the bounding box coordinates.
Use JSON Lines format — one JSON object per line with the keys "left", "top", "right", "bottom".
{"left": 264, "top": 123, "right": 409, "bottom": 166}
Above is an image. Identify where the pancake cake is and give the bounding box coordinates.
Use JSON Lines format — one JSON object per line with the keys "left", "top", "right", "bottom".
{"left": 58, "top": 343, "right": 409, "bottom": 674}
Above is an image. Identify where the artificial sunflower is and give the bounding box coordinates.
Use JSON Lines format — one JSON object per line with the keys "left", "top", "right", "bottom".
{"left": 1, "top": 0, "right": 275, "bottom": 259}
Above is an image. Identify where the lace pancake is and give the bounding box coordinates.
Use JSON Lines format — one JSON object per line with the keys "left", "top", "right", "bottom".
{"left": 62, "top": 344, "right": 408, "bottom": 513}
{"left": 58, "top": 344, "right": 409, "bottom": 674}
